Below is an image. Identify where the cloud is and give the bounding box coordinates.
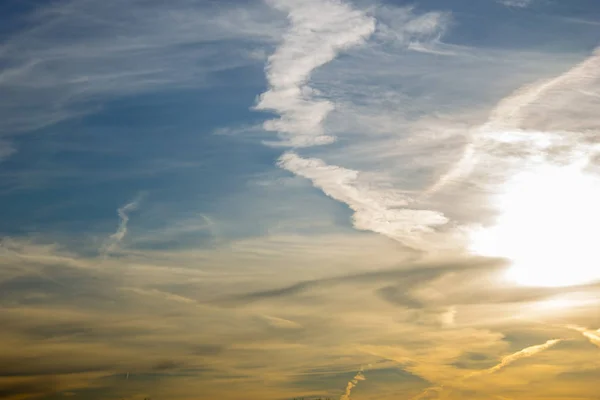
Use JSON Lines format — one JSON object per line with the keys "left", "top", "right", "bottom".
{"left": 3, "top": 2, "right": 600, "bottom": 400}
{"left": 253, "top": 0, "right": 453, "bottom": 148}
{"left": 0, "top": 141, "right": 16, "bottom": 163}
{"left": 260, "top": 315, "right": 303, "bottom": 330}
{"left": 497, "top": 0, "right": 535, "bottom": 7}
{"left": 0, "top": 235, "right": 598, "bottom": 400}
{"left": 254, "top": 0, "right": 376, "bottom": 147}
{"left": 482, "top": 339, "right": 562, "bottom": 374}
{"left": 412, "top": 338, "right": 563, "bottom": 399}
{"left": 278, "top": 152, "right": 449, "bottom": 249}
{"left": 428, "top": 48, "right": 600, "bottom": 195}
{"left": 339, "top": 368, "right": 365, "bottom": 400}
{"left": 0, "top": 0, "right": 284, "bottom": 159}
{"left": 374, "top": 6, "right": 451, "bottom": 54}
{"left": 100, "top": 195, "right": 143, "bottom": 257}
{"left": 411, "top": 386, "right": 443, "bottom": 400}
{"left": 227, "top": 256, "right": 506, "bottom": 305}
{"left": 566, "top": 325, "right": 600, "bottom": 348}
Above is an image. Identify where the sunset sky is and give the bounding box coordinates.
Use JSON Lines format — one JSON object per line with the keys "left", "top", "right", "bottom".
{"left": 1, "top": 0, "right": 600, "bottom": 399}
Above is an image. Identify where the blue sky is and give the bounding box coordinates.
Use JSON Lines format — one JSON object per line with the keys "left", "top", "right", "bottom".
{"left": 1, "top": 0, "right": 600, "bottom": 399}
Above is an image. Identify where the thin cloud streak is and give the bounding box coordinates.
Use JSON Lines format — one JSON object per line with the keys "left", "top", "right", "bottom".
{"left": 254, "top": 0, "right": 459, "bottom": 248}
{"left": 278, "top": 152, "right": 449, "bottom": 249}
{"left": 255, "top": 0, "right": 375, "bottom": 147}
{"left": 0, "top": 0, "right": 284, "bottom": 160}
{"left": 497, "top": 0, "right": 535, "bottom": 8}
{"left": 339, "top": 368, "right": 365, "bottom": 400}
{"left": 481, "top": 339, "right": 562, "bottom": 375}
{"left": 100, "top": 195, "right": 143, "bottom": 258}
{"left": 566, "top": 325, "right": 600, "bottom": 348}
{"left": 412, "top": 338, "right": 563, "bottom": 399}
{"left": 426, "top": 49, "right": 600, "bottom": 196}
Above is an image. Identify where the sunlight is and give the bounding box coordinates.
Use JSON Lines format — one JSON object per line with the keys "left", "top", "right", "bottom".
{"left": 470, "top": 161, "right": 600, "bottom": 287}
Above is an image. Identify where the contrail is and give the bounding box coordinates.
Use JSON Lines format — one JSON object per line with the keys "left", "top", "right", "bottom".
{"left": 412, "top": 338, "right": 562, "bottom": 399}
{"left": 340, "top": 367, "right": 366, "bottom": 400}
{"left": 424, "top": 49, "right": 600, "bottom": 196}
{"left": 566, "top": 325, "right": 600, "bottom": 348}
{"left": 481, "top": 339, "right": 562, "bottom": 375}
{"left": 410, "top": 386, "right": 443, "bottom": 400}
{"left": 255, "top": 0, "right": 375, "bottom": 147}
{"left": 100, "top": 194, "right": 144, "bottom": 258}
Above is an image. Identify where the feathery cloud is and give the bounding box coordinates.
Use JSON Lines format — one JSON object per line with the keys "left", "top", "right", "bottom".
{"left": 100, "top": 196, "right": 143, "bottom": 257}
{"left": 497, "top": 0, "right": 535, "bottom": 7}
{"left": 278, "top": 152, "right": 449, "bottom": 249}
{"left": 255, "top": 0, "right": 375, "bottom": 147}
{"left": 473, "top": 339, "right": 563, "bottom": 376}
{"left": 0, "top": 0, "right": 284, "bottom": 160}
{"left": 375, "top": 6, "right": 451, "bottom": 54}
{"left": 425, "top": 49, "right": 600, "bottom": 196}
{"left": 566, "top": 325, "right": 600, "bottom": 348}
{"left": 412, "top": 338, "right": 563, "bottom": 399}
{"left": 339, "top": 368, "right": 366, "bottom": 400}
{"left": 0, "top": 140, "right": 16, "bottom": 163}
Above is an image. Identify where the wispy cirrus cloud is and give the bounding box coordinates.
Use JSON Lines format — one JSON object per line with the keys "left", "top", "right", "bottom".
{"left": 339, "top": 368, "right": 366, "bottom": 400}
{"left": 278, "top": 152, "right": 449, "bottom": 249}
{"left": 497, "top": 0, "right": 535, "bottom": 7}
{"left": 253, "top": 0, "right": 463, "bottom": 249}
{"left": 374, "top": 6, "right": 452, "bottom": 55}
{"left": 100, "top": 195, "right": 143, "bottom": 257}
{"left": 411, "top": 338, "right": 563, "bottom": 399}
{"left": 429, "top": 48, "right": 600, "bottom": 196}
{"left": 255, "top": 1, "right": 453, "bottom": 148}
{"left": 566, "top": 325, "right": 600, "bottom": 348}
{"left": 255, "top": 0, "right": 375, "bottom": 147}
{"left": 0, "top": 0, "right": 284, "bottom": 158}
{"left": 0, "top": 140, "right": 16, "bottom": 162}
{"left": 477, "top": 339, "right": 563, "bottom": 375}
{"left": 3, "top": 1, "right": 600, "bottom": 399}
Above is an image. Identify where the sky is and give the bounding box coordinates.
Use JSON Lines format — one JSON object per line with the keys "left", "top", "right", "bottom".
{"left": 1, "top": 0, "right": 600, "bottom": 399}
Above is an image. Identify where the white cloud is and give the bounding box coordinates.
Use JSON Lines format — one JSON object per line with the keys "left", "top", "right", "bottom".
{"left": 252, "top": 1, "right": 465, "bottom": 249}
{"left": 254, "top": 1, "right": 454, "bottom": 148}
{"left": 340, "top": 368, "right": 366, "bottom": 400}
{"left": 424, "top": 49, "right": 600, "bottom": 197}
{"left": 101, "top": 196, "right": 143, "bottom": 257}
{"left": 482, "top": 339, "right": 562, "bottom": 374}
{"left": 497, "top": 0, "right": 535, "bottom": 7}
{"left": 260, "top": 315, "right": 303, "bottom": 330}
{"left": 0, "top": 0, "right": 284, "bottom": 158}
{"left": 374, "top": 6, "right": 451, "bottom": 54}
{"left": 566, "top": 325, "right": 600, "bottom": 348}
{"left": 0, "top": 141, "right": 16, "bottom": 163}
{"left": 255, "top": 0, "right": 376, "bottom": 147}
{"left": 278, "top": 152, "right": 449, "bottom": 249}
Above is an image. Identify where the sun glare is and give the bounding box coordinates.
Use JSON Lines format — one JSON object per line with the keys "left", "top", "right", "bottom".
{"left": 470, "top": 161, "right": 600, "bottom": 287}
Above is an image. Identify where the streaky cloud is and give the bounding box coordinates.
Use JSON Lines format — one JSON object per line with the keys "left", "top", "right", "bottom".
{"left": 100, "top": 195, "right": 144, "bottom": 258}
{"left": 374, "top": 5, "right": 452, "bottom": 55}
{"left": 497, "top": 0, "right": 535, "bottom": 7}
{"left": 467, "top": 339, "right": 563, "bottom": 377}
{"left": 424, "top": 48, "right": 600, "bottom": 196}
{"left": 413, "top": 338, "right": 563, "bottom": 399}
{"left": 339, "top": 367, "right": 365, "bottom": 400}
{"left": 0, "top": 0, "right": 284, "bottom": 159}
{"left": 226, "top": 257, "right": 506, "bottom": 305}
{"left": 255, "top": 0, "right": 376, "bottom": 147}
{"left": 566, "top": 325, "right": 600, "bottom": 348}
{"left": 278, "top": 152, "right": 448, "bottom": 249}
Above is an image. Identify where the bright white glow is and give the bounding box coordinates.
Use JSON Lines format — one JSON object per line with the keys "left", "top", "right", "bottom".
{"left": 470, "top": 162, "right": 600, "bottom": 287}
